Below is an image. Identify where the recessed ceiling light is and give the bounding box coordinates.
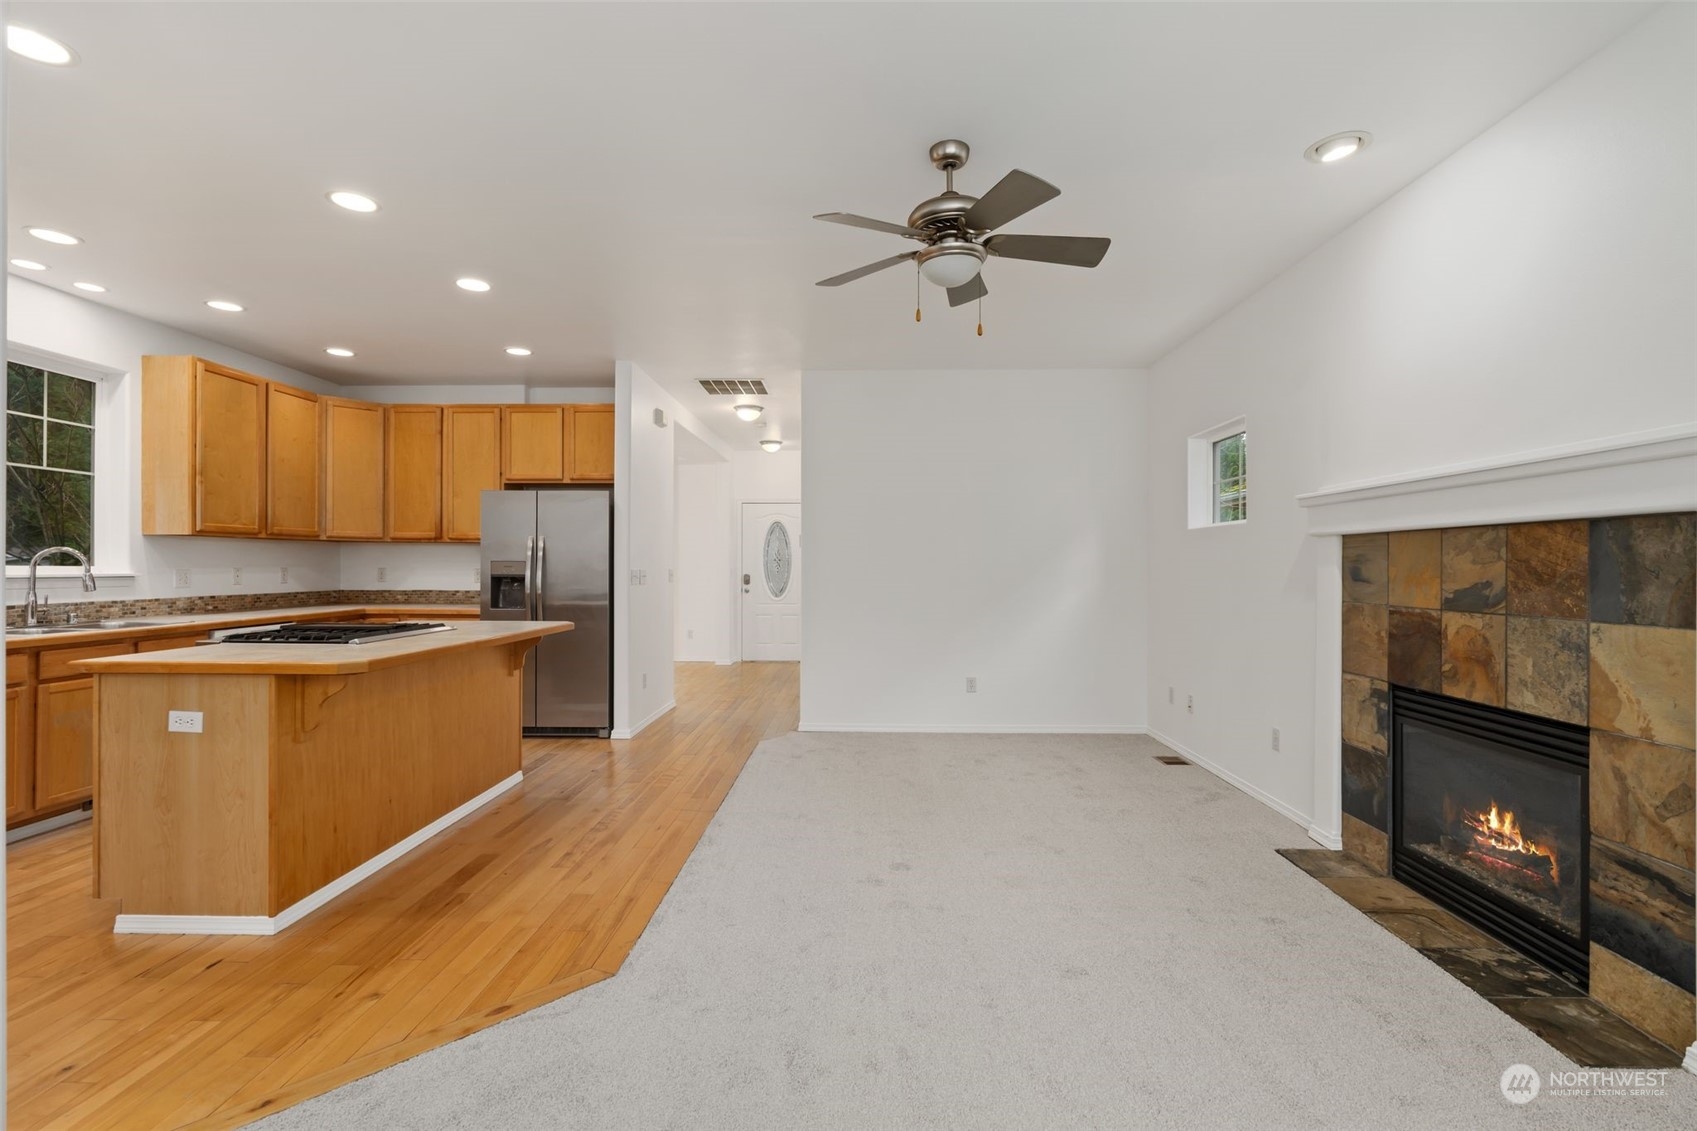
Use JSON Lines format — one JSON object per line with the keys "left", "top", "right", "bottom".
{"left": 7, "top": 25, "right": 75, "bottom": 66}
{"left": 505, "top": 347, "right": 532, "bottom": 357}
{"left": 1304, "top": 131, "right": 1372, "bottom": 164}
{"left": 327, "top": 190, "right": 379, "bottom": 213}
{"left": 456, "top": 277, "right": 491, "bottom": 293}
{"left": 759, "top": 438, "right": 783, "bottom": 453}
{"left": 26, "top": 227, "right": 79, "bottom": 245}
{"left": 206, "top": 299, "right": 244, "bottom": 312}
{"left": 72, "top": 281, "right": 106, "bottom": 293}
{"left": 734, "top": 403, "right": 764, "bottom": 422}
{"left": 325, "top": 347, "right": 355, "bottom": 358}
{"left": 9, "top": 259, "right": 46, "bottom": 271}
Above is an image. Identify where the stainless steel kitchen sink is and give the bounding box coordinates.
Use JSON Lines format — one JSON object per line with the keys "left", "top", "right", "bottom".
{"left": 95, "top": 619, "right": 172, "bottom": 629}
{"left": 9, "top": 624, "right": 108, "bottom": 635}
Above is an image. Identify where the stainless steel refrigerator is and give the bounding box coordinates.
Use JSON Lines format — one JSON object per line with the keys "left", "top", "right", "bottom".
{"left": 480, "top": 488, "right": 612, "bottom": 737}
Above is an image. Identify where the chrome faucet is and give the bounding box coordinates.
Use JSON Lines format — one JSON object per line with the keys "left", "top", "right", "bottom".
{"left": 24, "top": 546, "right": 97, "bottom": 627}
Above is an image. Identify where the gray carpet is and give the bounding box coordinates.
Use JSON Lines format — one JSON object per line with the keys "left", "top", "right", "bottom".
{"left": 256, "top": 733, "right": 1696, "bottom": 1129}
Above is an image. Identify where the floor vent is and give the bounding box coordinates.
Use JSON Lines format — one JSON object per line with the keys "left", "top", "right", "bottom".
{"left": 1154, "top": 754, "right": 1191, "bottom": 766}
{"left": 698, "top": 379, "right": 768, "bottom": 396}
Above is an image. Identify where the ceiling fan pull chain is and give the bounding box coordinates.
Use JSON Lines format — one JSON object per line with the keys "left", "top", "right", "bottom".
{"left": 977, "top": 294, "right": 984, "bottom": 337}
{"left": 915, "top": 262, "right": 922, "bottom": 323}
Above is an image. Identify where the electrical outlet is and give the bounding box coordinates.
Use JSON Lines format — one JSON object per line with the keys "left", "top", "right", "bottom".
{"left": 174, "top": 569, "right": 191, "bottom": 589}
{"left": 472, "top": 566, "right": 481, "bottom": 585}
{"left": 668, "top": 568, "right": 675, "bottom": 583}
{"left": 687, "top": 629, "right": 695, "bottom": 640}
{"left": 1271, "top": 727, "right": 1281, "bottom": 752}
{"left": 231, "top": 567, "right": 243, "bottom": 586}
{"left": 1186, "top": 694, "right": 1194, "bottom": 715}
{"left": 167, "top": 711, "right": 203, "bottom": 734}
{"left": 1168, "top": 686, "right": 1174, "bottom": 704}
{"left": 376, "top": 566, "right": 388, "bottom": 583}
{"left": 965, "top": 676, "right": 977, "bottom": 693}
{"left": 641, "top": 673, "right": 648, "bottom": 689}
{"left": 279, "top": 566, "right": 290, "bottom": 585}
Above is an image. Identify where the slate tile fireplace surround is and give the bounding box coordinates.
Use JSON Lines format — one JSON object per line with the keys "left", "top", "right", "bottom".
{"left": 1339, "top": 513, "right": 1696, "bottom": 1053}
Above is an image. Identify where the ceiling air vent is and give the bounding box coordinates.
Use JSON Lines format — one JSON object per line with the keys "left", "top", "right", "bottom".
{"left": 698, "top": 379, "right": 768, "bottom": 396}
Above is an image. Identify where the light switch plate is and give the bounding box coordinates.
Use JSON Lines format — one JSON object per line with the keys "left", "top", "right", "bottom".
{"left": 167, "top": 711, "right": 204, "bottom": 734}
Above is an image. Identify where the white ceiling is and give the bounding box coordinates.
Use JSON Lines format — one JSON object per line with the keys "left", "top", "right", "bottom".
{"left": 4, "top": 2, "right": 1651, "bottom": 449}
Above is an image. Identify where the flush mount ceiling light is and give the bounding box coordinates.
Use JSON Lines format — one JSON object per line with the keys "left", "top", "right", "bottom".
{"left": 7, "top": 25, "right": 75, "bottom": 65}
{"left": 734, "top": 403, "right": 764, "bottom": 422}
{"left": 72, "top": 281, "right": 106, "bottom": 293}
{"left": 206, "top": 299, "right": 244, "bottom": 312}
{"left": 26, "top": 227, "right": 79, "bottom": 245}
{"left": 327, "top": 190, "right": 379, "bottom": 213}
{"left": 325, "top": 347, "right": 355, "bottom": 357}
{"left": 759, "top": 438, "right": 783, "bottom": 453}
{"left": 1304, "top": 131, "right": 1372, "bottom": 164}
{"left": 9, "top": 259, "right": 46, "bottom": 271}
{"left": 456, "top": 277, "right": 491, "bottom": 292}
{"left": 505, "top": 346, "right": 532, "bottom": 357}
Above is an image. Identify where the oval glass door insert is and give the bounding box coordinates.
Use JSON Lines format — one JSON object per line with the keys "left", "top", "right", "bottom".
{"left": 763, "top": 520, "right": 792, "bottom": 598}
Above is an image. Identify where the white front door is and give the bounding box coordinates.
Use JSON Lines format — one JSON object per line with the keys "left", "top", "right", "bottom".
{"left": 740, "top": 502, "right": 801, "bottom": 661}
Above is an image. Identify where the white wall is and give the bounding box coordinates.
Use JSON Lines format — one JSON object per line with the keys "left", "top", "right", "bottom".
{"left": 1143, "top": 5, "right": 1697, "bottom": 830}
{"left": 5, "top": 276, "right": 343, "bottom": 604}
{"left": 801, "top": 369, "right": 1148, "bottom": 732}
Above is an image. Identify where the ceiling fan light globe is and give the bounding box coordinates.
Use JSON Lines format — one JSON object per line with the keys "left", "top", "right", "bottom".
{"left": 918, "top": 251, "right": 984, "bottom": 289}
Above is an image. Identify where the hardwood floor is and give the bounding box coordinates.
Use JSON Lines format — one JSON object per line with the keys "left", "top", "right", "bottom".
{"left": 6, "top": 661, "right": 798, "bottom": 1130}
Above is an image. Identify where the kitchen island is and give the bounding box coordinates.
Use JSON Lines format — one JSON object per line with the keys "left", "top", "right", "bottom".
{"left": 74, "top": 619, "right": 571, "bottom": 934}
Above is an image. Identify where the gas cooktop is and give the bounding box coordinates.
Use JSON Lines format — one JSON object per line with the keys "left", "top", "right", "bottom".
{"left": 215, "top": 622, "right": 453, "bottom": 645}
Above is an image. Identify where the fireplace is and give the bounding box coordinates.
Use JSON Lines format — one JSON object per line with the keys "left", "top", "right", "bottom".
{"left": 1390, "top": 686, "right": 1589, "bottom": 988}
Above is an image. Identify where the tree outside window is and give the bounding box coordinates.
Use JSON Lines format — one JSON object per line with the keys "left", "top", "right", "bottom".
{"left": 1212, "top": 431, "right": 1246, "bottom": 524}
{"left": 7, "top": 361, "right": 95, "bottom": 564}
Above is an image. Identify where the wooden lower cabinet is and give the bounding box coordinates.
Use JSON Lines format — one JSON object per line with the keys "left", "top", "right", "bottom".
{"left": 7, "top": 685, "right": 31, "bottom": 823}
{"left": 35, "top": 677, "right": 95, "bottom": 810}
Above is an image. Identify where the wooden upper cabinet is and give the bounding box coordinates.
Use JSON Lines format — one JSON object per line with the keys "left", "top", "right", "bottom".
{"left": 502, "top": 406, "right": 565, "bottom": 482}
{"left": 195, "top": 362, "right": 269, "bottom": 535}
{"left": 443, "top": 406, "right": 502, "bottom": 541}
{"left": 386, "top": 405, "right": 443, "bottom": 540}
{"left": 567, "top": 405, "right": 615, "bottom": 482}
{"left": 323, "top": 398, "right": 386, "bottom": 540}
{"left": 265, "top": 384, "right": 322, "bottom": 538}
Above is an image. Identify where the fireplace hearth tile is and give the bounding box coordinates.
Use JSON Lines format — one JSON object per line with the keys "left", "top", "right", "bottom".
{"left": 1388, "top": 530, "right": 1443, "bottom": 609}
{"left": 1341, "top": 674, "right": 1388, "bottom": 755}
{"left": 1440, "top": 612, "right": 1506, "bottom": 707}
{"left": 1342, "top": 602, "right": 1389, "bottom": 680}
{"left": 1589, "top": 623, "right": 1696, "bottom": 748}
{"left": 1507, "top": 520, "right": 1589, "bottom": 620}
{"left": 1418, "top": 946, "right": 1584, "bottom": 1000}
{"left": 1590, "top": 731, "right": 1696, "bottom": 872}
{"left": 1341, "top": 743, "right": 1387, "bottom": 829}
{"left": 1387, "top": 608, "right": 1442, "bottom": 692}
{"left": 1343, "top": 533, "right": 1389, "bottom": 604}
{"left": 1589, "top": 837, "right": 1696, "bottom": 994}
{"left": 1341, "top": 813, "right": 1388, "bottom": 874}
{"left": 1274, "top": 848, "right": 1379, "bottom": 880}
{"left": 1589, "top": 943, "right": 1697, "bottom": 1051}
{"left": 1589, "top": 513, "right": 1697, "bottom": 630}
{"left": 1505, "top": 615, "right": 1588, "bottom": 725}
{"left": 1442, "top": 526, "right": 1507, "bottom": 613}
{"left": 1320, "top": 876, "right": 1444, "bottom": 915}
{"left": 1370, "top": 910, "right": 1499, "bottom": 950}
{"left": 1490, "top": 996, "right": 1683, "bottom": 1068}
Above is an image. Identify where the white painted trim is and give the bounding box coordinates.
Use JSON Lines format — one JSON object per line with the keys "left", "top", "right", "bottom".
{"left": 1147, "top": 728, "right": 1312, "bottom": 831}
{"left": 113, "top": 771, "right": 523, "bottom": 935}
{"left": 1298, "top": 423, "right": 1697, "bottom": 534}
{"left": 4, "top": 806, "right": 90, "bottom": 843}
{"left": 611, "top": 698, "right": 675, "bottom": 740}
{"left": 1683, "top": 1041, "right": 1697, "bottom": 1078}
{"left": 798, "top": 723, "right": 1148, "bottom": 735}
{"left": 1306, "top": 825, "right": 1344, "bottom": 850}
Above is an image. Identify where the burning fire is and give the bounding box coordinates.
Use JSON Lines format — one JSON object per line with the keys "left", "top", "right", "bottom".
{"left": 1462, "top": 802, "right": 1559, "bottom": 885}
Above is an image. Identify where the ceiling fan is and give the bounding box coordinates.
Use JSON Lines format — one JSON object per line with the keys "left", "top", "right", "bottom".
{"left": 813, "top": 139, "right": 1110, "bottom": 309}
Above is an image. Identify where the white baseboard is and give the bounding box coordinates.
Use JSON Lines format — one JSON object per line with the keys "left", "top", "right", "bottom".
{"left": 1146, "top": 729, "right": 1312, "bottom": 831}
{"left": 797, "top": 723, "right": 1149, "bottom": 735}
{"left": 611, "top": 698, "right": 676, "bottom": 741}
{"left": 113, "top": 770, "right": 524, "bottom": 936}
{"left": 1306, "top": 824, "right": 1344, "bottom": 850}
{"left": 714, "top": 659, "right": 735, "bottom": 666}
{"left": 1684, "top": 1041, "right": 1697, "bottom": 1078}
{"left": 6, "top": 805, "right": 91, "bottom": 843}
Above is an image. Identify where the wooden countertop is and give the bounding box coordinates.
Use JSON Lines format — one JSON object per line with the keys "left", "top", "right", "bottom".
{"left": 3, "top": 604, "right": 479, "bottom": 652}
{"left": 71, "top": 620, "right": 571, "bottom": 676}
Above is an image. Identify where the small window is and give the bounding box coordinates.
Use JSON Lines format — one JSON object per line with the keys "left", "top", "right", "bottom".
{"left": 7, "top": 361, "right": 96, "bottom": 564}
{"left": 1186, "top": 415, "right": 1248, "bottom": 529}
{"left": 1212, "top": 431, "right": 1247, "bottom": 524}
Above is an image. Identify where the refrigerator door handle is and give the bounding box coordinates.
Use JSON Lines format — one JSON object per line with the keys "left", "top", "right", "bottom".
{"left": 523, "top": 535, "right": 536, "bottom": 619}
{"left": 535, "top": 536, "right": 547, "bottom": 620}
